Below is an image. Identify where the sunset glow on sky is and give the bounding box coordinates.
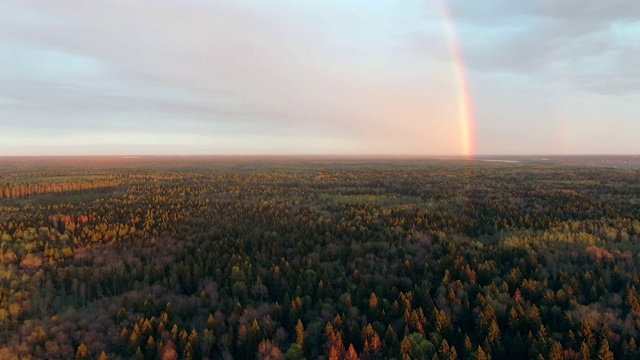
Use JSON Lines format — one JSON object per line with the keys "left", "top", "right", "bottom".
{"left": 1, "top": 1, "right": 638, "bottom": 156}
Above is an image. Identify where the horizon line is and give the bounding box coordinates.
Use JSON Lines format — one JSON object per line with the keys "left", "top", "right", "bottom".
{"left": 1, "top": 154, "right": 639, "bottom": 158}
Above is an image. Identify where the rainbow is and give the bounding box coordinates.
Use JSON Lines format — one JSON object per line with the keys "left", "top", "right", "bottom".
{"left": 436, "top": 0, "right": 477, "bottom": 158}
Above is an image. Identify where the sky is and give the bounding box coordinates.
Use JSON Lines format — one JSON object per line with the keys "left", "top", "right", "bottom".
{"left": 1, "top": 0, "right": 638, "bottom": 156}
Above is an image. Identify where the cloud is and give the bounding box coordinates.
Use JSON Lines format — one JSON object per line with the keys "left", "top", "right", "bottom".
{"left": 0, "top": 0, "right": 637, "bottom": 155}
{"left": 0, "top": 0, "right": 471, "bottom": 155}
{"left": 446, "top": 0, "right": 640, "bottom": 95}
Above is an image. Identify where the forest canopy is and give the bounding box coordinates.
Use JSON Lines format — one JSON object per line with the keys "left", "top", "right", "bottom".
{"left": 0, "top": 156, "right": 639, "bottom": 359}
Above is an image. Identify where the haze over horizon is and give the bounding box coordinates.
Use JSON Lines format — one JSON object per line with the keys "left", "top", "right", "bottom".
{"left": 1, "top": 1, "right": 639, "bottom": 156}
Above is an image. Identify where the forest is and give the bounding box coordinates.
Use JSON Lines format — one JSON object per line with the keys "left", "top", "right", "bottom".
{"left": 0, "top": 156, "right": 639, "bottom": 360}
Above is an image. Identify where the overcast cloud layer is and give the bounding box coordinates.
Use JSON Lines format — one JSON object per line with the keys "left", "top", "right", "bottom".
{"left": 1, "top": 0, "right": 638, "bottom": 155}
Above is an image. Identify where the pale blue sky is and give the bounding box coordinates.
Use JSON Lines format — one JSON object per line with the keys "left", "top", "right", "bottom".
{"left": 1, "top": 0, "right": 638, "bottom": 155}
